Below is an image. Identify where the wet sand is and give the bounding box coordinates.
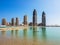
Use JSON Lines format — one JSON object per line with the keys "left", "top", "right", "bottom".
{"left": 0, "top": 37, "right": 60, "bottom": 45}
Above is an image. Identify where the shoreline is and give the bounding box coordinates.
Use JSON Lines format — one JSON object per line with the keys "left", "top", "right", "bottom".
{"left": 0, "top": 26, "right": 60, "bottom": 31}
{"left": 0, "top": 26, "right": 28, "bottom": 31}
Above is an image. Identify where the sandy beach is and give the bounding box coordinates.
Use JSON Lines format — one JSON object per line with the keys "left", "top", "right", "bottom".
{"left": 0, "top": 26, "right": 28, "bottom": 31}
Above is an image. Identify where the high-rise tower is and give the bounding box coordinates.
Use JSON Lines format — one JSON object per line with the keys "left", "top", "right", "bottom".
{"left": 33, "top": 9, "right": 37, "bottom": 26}
{"left": 23, "top": 15, "right": 28, "bottom": 25}
{"left": 2, "top": 18, "right": 7, "bottom": 25}
{"left": 11, "top": 18, "right": 15, "bottom": 26}
{"left": 42, "top": 11, "right": 46, "bottom": 26}
{"left": 15, "top": 17, "right": 19, "bottom": 26}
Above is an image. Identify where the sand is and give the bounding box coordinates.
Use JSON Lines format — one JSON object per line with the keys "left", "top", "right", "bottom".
{"left": 0, "top": 26, "right": 28, "bottom": 31}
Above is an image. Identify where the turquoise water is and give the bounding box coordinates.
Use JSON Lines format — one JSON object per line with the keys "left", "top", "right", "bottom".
{"left": 0, "top": 27, "right": 60, "bottom": 45}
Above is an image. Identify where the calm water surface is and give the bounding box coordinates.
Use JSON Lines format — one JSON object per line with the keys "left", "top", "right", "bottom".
{"left": 0, "top": 27, "right": 60, "bottom": 45}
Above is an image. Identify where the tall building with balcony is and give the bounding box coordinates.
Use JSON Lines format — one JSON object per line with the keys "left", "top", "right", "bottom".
{"left": 33, "top": 9, "right": 37, "bottom": 26}
{"left": 23, "top": 15, "right": 28, "bottom": 25}
{"left": 2, "top": 18, "right": 7, "bottom": 25}
{"left": 15, "top": 17, "right": 19, "bottom": 26}
{"left": 42, "top": 11, "right": 46, "bottom": 26}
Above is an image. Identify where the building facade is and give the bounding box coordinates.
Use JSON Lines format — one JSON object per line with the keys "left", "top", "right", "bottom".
{"left": 23, "top": 15, "right": 28, "bottom": 25}
{"left": 2, "top": 18, "right": 7, "bottom": 25}
{"left": 42, "top": 11, "right": 46, "bottom": 26}
{"left": 11, "top": 18, "right": 15, "bottom": 26}
{"left": 15, "top": 17, "right": 19, "bottom": 26}
{"left": 33, "top": 9, "right": 37, "bottom": 26}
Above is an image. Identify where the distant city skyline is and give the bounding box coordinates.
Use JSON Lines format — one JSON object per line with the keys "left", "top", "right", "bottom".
{"left": 1, "top": 10, "right": 46, "bottom": 26}
{"left": 0, "top": 0, "right": 60, "bottom": 25}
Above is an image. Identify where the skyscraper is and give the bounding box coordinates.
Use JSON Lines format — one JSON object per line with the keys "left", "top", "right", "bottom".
{"left": 23, "top": 15, "right": 28, "bottom": 25}
{"left": 15, "top": 17, "right": 19, "bottom": 26}
{"left": 33, "top": 9, "right": 37, "bottom": 26}
{"left": 2, "top": 18, "right": 7, "bottom": 25}
{"left": 42, "top": 11, "right": 46, "bottom": 26}
{"left": 11, "top": 18, "right": 15, "bottom": 26}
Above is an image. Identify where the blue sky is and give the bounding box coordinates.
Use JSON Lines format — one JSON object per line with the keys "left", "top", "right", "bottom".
{"left": 0, "top": 0, "right": 60, "bottom": 25}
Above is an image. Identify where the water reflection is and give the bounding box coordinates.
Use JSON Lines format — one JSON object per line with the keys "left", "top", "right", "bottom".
{"left": 32, "top": 26, "right": 38, "bottom": 45}
{"left": 11, "top": 30, "right": 19, "bottom": 38}
{"left": 41, "top": 27, "right": 46, "bottom": 42}
{"left": 33, "top": 27, "right": 37, "bottom": 39}
{"left": 1, "top": 31, "right": 6, "bottom": 37}
{"left": 0, "top": 27, "right": 60, "bottom": 45}
{"left": 30, "top": 26, "right": 33, "bottom": 30}
{"left": 23, "top": 28, "right": 28, "bottom": 45}
{"left": 15, "top": 30, "right": 19, "bottom": 38}
{"left": 11, "top": 30, "right": 14, "bottom": 37}
{"left": 23, "top": 29, "right": 27, "bottom": 38}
